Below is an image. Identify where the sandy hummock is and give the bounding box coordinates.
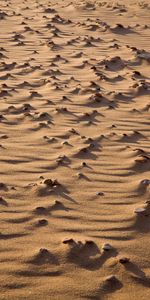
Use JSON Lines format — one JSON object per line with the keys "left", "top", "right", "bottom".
{"left": 0, "top": 0, "right": 150, "bottom": 299}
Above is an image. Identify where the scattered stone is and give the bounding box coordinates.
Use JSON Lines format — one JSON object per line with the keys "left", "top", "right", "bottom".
{"left": 38, "top": 219, "right": 48, "bottom": 226}
{"left": 63, "top": 238, "right": 74, "bottom": 244}
{"left": 119, "top": 257, "right": 130, "bottom": 264}
{"left": 78, "top": 172, "right": 84, "bottom": 178}
{"left": 35, "top": 206, "right": 47, "bottom": 214}
{"left": 105, "top": 275, "right": 118, "bottom": 282}
{"left": 134, "top": 207, "right": 146, "bottom": 214}
{"left": 96, "top": 192, "right": 104, "bottom": 196}
{"left": 55, "top": 200, "right": 62, "bottom": 205}
{"left": 85, "top": 240, "right": 95, "bottom": 246}
{"left": 39, "top": 248, "right": 49, "bottom": 255}
{"left": 141, "top": 179, "right": 150, "bottom": 185}
{"left": 102, "top": 243, "right": 112, "bottom": 251}
{"left": 44, "top": 179, "right": 53, "bottom": 186}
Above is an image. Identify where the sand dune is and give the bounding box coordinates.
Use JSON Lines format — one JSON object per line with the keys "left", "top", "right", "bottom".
{"left": 0, "top": 0, "right": 150, "bottom": 299}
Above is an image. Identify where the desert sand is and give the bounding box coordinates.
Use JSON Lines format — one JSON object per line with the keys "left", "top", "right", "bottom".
{"left": 0, "top": 0, "right": 150, "bottom": 299}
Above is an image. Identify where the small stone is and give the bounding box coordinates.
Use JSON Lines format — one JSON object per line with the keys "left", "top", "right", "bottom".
{"left": 0, "top": 134, "right": 8, "bottom": 139}
{"left": 11, "top": 186, "right": 16, "bottom": 190}
{"left": 49, "top": 137, "right": 56, "bottom": 142}
{"left": 78, "top": 172, "right": 83, "bottom": 178}
{"left": 0, "top": 183, "right": 6, "bottom": 189}
{"left": 35, "top": 206, "right": 47, "bottom": 213}
{"left": 63, "top": 141, "right": 69, "bottom": 145}
{"left": 96, "top": 192, "right": 104, "bottom": 196}
{"left": 105, "top": 275, "right": 117, "bottom": 282}
{"left": 119, "top": 257, "right": 130, "bottom": 264}
{"left": 102, "top": 243, "right": 112, "bottom": 251}
{"left": 141, "top": 179, "right": 150, "bottom": 185}
{"left": 63, "top": 238, "right": 74, "bottom": 244}
{"left": 134, "top": 207, "right": 146, "bottom": 214}
{"left": 44, "top": 179, "right": 53, "bottom": 186}
{"left": 87, "top": 137, "right": 93, "bottom": 143}
{"left": 53, "top": 179, "right": 60, "bottom": 186}
{"left": 85, "top": 240, "right": 95, "bottom": 246}
{"left": 80, "top": 147, "right": 88, "bottom": 153}
{"left": 145, "top": 200, "right": 150, "bottom": 204}
{"left": 39, "top": 248, "right": 49, "bottom": 255}
{"left": 38, "top": 219, "right": 48, "bottom": 226}
{"left": 55, "top": 200, "right": 62, "bottom": 205}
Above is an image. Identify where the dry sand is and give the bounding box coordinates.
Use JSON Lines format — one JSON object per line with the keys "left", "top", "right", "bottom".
{"left": 0, "top": 0, "right": 150, "bottom": 299}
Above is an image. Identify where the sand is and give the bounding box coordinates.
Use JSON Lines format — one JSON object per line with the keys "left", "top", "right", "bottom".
{"left": 0, "top": 0, "right": 150, "bottom": 299}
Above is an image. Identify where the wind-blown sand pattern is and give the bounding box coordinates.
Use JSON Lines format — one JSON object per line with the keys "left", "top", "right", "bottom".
{"left": 0, "top": 0, "right": 150, "bottom": 299}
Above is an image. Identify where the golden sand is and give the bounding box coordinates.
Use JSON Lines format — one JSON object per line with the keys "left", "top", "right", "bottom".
{"left": 0, "top": 0, "right": 150, "bottom": 299}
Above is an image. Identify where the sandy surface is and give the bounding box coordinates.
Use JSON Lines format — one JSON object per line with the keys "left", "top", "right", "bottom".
{"left": 0, "top": 0, "right": 150, "bottom": 299}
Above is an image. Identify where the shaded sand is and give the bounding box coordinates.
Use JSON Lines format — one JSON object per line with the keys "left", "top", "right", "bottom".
{"left": 0, "top": 0, "right": 150, "bottom": 299}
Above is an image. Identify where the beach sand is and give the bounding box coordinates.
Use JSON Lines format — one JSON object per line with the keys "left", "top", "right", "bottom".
{"left": 0, "top": 0, "right": 150, "bottom": 299}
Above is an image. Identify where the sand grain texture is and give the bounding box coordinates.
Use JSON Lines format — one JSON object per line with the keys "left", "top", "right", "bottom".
{"left": 0, "top": 0, "right": 150, "bottom": 299}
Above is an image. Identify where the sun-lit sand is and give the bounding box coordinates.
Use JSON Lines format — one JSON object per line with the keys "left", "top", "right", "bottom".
{"left": 0, "top": 0, "right": 150, "bottom": 299}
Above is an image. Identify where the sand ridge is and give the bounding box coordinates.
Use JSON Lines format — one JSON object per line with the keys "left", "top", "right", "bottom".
{"left": 0, "top": 0, "right": 150, "bottom": 299}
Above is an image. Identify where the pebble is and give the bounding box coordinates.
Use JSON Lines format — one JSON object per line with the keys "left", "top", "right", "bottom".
{"left": 38, "top": 219, "right": 48, "bottom": 226}
{"left": 35, "top": 206, "right": 47, "bottom": 214}
{"left": 44, "top": 179, "right": 53, "bottom": 186}
{"left": 141, "top": 179, "right": 150, "bottom": 185}
{"left": 105, "top": 275, "right": 117, "bottom": 282}
{"left": 134, "top": 207, "right": 146, "bottom": 214}
{"left": 39, "top": 248, "right": 49, "bottom": 255}
{"left": 102, "top": 243, "right": 112, "bottom": 251}
{"left": 78, "top": 172, "right": 84, "bottom": 178}
{"left": 63, "top": 238, "right": 74, "bottom": 244}
{"left": 119, "top": 257, "right": 130, "bottom": 264}
{"left": 96, "top": 191, "right": 104, "bottom": 196}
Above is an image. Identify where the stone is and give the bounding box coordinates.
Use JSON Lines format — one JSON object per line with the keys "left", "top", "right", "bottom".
{"left": 102, "top": 243, "right": 112, "bottom": 251}
{"left": 141, "top": 179, "right": 150, "bottom": 185}
{"left": 38, "top": 219, "right": 48, "bottom": 226}
{"left": 134, "top": 207, "right": 146, "bottom": 214}
{"left": 119, "top": 257, "right": 130, "bottom": 264}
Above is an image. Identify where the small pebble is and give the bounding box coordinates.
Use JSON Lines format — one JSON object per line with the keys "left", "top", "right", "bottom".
{"left": 119, "top": 257, "right": 130, "bottom": 264}
{"left": 141, "top": 179, "right": 150, "bottom": 185}
{"left": 96, "top": 192, "right": 104, "bottom": 196}
{"left": 85, "top": 240, "right": 95, "bottom": 246}
{"left": 102, "top": 243, "right": 112, "bottom": 251}
{"left": 105, "top": 275, "right": 117, "bottom": 282}
{"left": 38, "top": 219, "right": 48, "bottom": 226}
{"left": 63, "top": 238, "right": 74, "bottom": 244}
{"left": 78, "top": 172, "right": 84, "bottom": 178}
{"left": 134, "top": 207, "right": 146, "bottom": 214}
{"left": 39, "top": 248, "right": 49, "bottom": 255}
